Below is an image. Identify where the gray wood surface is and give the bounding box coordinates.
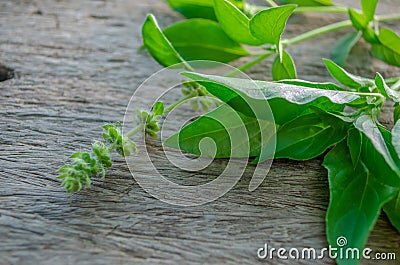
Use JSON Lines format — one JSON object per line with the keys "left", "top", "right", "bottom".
{"left": 1, "top": 0, "right": 399, "bottom": 264}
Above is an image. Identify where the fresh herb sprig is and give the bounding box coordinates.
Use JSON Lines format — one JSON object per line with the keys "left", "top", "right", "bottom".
{"left": 145, "top": 0, "right": 400, "bottom": 81}
{"left": 57, "top": 1, "right": 400, "bottom": 264}
{"left": 57, "top": 102, "right": 167, "bottom": 193}
{"left": 57, "top": 123, "right": 136, "bottom": 193}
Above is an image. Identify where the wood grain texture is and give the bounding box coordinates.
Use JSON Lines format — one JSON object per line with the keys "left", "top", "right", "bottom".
{"left": 0, "top": 0, "right": 399, "bottom": 264}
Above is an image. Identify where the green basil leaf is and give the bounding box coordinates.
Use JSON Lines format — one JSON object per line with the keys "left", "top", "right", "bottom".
{"left": 183, "top": 72, "right": 361, "bottom": 106}
{"left": 264, "top": 112, "right": 348, "bottom": 161}
{"left": 164, "top": 103, "right": 273, "bottom": 158}
{"left": 323, "top": 140, "right": 398, "bottom": 265}
{"left": 182, "top": 72, "right": 363, "bottom": 125}
{"left": 371, "top": 44, "right": 400, "bottom": 67}
{"left": 166, "top": 0, "right": 216, "bottom": 20}
{"left": 383, "top": 191, "right": 400, "bottom": 233}
{"left": 375, "top": 73, "right": 400, "bottom": 101}
{"left": 277, "top": 0, "right": 333, "bottom": 6}
{"left": 272, "top": 50, "right": 297, "bottom": 81}
{"left": 361, "top": 0, "right": 378, "bottom": 22}
{"left": 354, "top": 115, "right": 400, "bottom": 187}
{"left": 362, "top": 27, "right": 380, "bottom": 44}
{"left": 331, "top": 31, "right": 361, "bottom": 67}
{"left": 375, "top": 72, "right": 390, "bottom": 98}
{"left": 392, "top": 120, "right": 400, "bottom": 159}
{"left": 347, "top": 127, "right": 362, "bottom": 168}
{"left": 371, "top": 28, "right": 400, "bottom": 67}
{"left": 166, "top": 0, "right": 244, "bottom": 21}
{"left": 348, "top": 8, "right": 368, "bottom": 31}
{"left": 214, "top": 0, "right": 263, "bottom": 46}
{"left": 348, "top": 5, "right": 379, "bottom": 45}
{"left": 250, "top": 5, "right": 296, "bottom": 46}
{"left": 153, "top": 102, "right": 164, "bottom": 116}
{"left": 323, "top": 59, "right": 375, "bottom": 90}
{"left": 183, "top": 73, "right": 302, "bottom": 124}
{"left": 278, "top": 79, "right": 345, "bottom": 91}
{"left": 379, "top": 27, "right": 400, "bottom": 50}
{"left": 142, "top": 14, "right": 184, "bottom": 67}
{"left": 163, "top": 19, "right": 249, "bottom": 63}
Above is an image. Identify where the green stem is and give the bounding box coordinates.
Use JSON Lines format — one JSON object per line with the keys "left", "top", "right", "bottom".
{"left": 125, "top": 90, "right": 200, "bottom": 139}
{"left": 376, "top": 13, "right": 400, "bottom": 22}
{"left": 107, "top": 141, "right": 118, "bottom": 152}
{"left": 225, "top": 51, "right": 275, "bottom": 77}
{"left": 247, "top": 4, "right": 349, "bottom": 15}
{"left": 293, "top": 6, "right": 348, "bottom": 14}
{"left": 282, "top": 20, "right": 353, "bottom": 46}
{"left": 126, "top": 125, "right": 144, "bottom": 138}
{"left": 164, "top": 91, "right": 198, "bottom": 113}
{"left": 349, "top": 91, "right": 385, "bottom": 99}
{"left": 182, "top": 61, "right": 195, "bottom": 72}
{"left": 265, "top": 0, "right": 278, "bottom": 7}
{"left": 281, "top": 13, "right": 400, "bottom": 47}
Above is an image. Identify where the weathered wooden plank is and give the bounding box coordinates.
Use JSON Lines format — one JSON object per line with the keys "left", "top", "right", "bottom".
{"left": 0, "top": 0, "right": 399, "bottom": 264}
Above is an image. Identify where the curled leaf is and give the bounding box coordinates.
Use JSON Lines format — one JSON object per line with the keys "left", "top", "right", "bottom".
{"left": 164, "top": 19, "right": 249, "bottom": 63}
{"left": 323, "top": 59, "right": 375, "bottom": 90}
{"left": 354, "top": 115, "right": 400, "bottom": 187}
{"left": 272, "top": 50, "right": 297, "bottom": 81}
{"left": 371, "top": 28, "right": 400, "bottom": 67}
{"left": 250, "top": 5, "right": 296, "bottom": 47}
{"left": 348, "top": 8, "right": 368, "bottom": 31}
{"left": 166, "top": 0, "right": 244, "bottom": 21}
{"left": 361, "top": 0, "right": 378, "bottom": 22}
{"left": 375, "top": 73, "right": 400, "bottom": 101}
{"left": 142, "top": 14, "right": 184, "bottom": 67}
{"left": 214, "top": 0, "right": 263, "bottom": 45}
